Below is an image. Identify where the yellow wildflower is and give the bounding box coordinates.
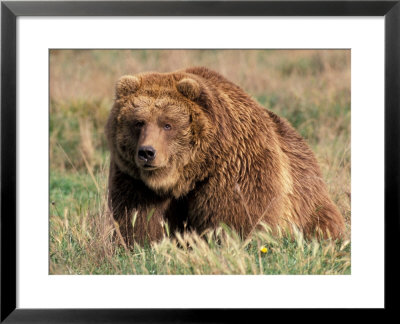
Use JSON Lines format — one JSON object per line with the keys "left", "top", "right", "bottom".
{"left": 260, "top": 246, "right": 268, "bottom": 253}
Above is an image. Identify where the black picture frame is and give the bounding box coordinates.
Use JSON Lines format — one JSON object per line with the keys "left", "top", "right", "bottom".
{"left": 1, "top": 0, "right": 399, "bottom": 322}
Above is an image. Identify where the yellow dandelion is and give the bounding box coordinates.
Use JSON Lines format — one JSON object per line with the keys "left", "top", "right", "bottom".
{"left": 260, "top": 246, "right": 268, "bottom": 253}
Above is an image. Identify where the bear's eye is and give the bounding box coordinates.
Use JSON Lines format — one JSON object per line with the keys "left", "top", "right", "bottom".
{"left": 134, "top": 121, "right": 145, "bottom": 129}
{"left": 163, "top": 123, "right": 172, "bottom": 131}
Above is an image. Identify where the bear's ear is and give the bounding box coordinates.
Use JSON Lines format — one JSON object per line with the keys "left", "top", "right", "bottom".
{"left": 176, "top": 78, "right": 201, "bottom": 101}
{"left": 116, "top": 75, "right": 141, "bottom": 97}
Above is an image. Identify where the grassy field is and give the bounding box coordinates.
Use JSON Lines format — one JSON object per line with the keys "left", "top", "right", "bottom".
{"left": 49, "top": 50, "right": 351, "bottom": 275}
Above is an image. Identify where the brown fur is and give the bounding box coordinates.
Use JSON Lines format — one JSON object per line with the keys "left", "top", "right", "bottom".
{"left": 105, "top": 67, "right": 345, "bottom": 245}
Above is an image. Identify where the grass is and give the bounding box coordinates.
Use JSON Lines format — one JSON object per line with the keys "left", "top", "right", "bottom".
{"left": 50, "top": 169, "right": 350, "bottom": 275}
{"left": 50, "top": 49, "right": 351, "bottom": 275}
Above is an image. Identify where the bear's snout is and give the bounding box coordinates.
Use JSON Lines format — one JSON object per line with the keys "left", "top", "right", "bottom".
{"left": 138, "top": 146, "right": 156, "bottom": 162}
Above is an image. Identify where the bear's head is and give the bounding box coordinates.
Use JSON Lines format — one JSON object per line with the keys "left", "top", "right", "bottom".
{"left": 107, "top": 72, "right": 214, "bottom": 196}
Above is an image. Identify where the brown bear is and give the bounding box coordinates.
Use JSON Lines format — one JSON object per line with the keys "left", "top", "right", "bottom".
{"left": 105, "top": 66, "right": 345, "bottom": 246}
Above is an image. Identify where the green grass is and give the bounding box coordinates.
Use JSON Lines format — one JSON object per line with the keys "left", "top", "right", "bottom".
{"left": 49, "top": 49, "right": 351, "bottom": 275}
{"left": 49, "top": 167, "right": 350, "bottom": 275}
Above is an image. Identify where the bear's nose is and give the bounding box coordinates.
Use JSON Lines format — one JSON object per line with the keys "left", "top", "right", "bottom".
{"left": 138, "top": 146, "right": 156, "bottom": 162}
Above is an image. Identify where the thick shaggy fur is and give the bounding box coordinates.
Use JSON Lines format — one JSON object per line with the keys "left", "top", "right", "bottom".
{"left": 106, "top": 67, "right": 345, "bottom": 245}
